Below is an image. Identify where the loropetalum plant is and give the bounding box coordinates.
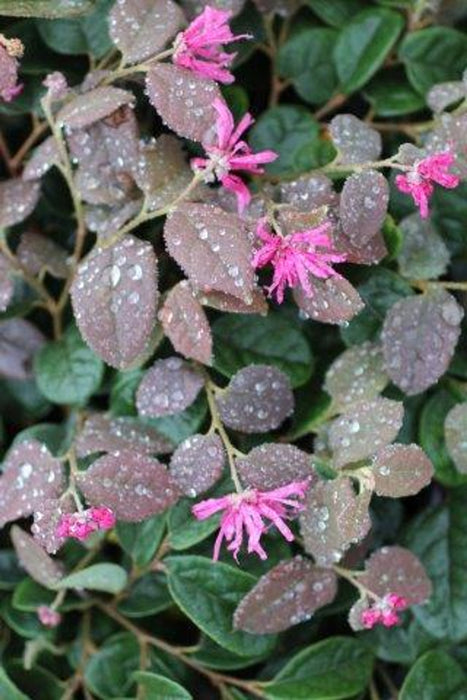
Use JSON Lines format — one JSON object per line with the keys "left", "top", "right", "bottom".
{"left": 0, "top": 0, "right": 467, "bottom": 697}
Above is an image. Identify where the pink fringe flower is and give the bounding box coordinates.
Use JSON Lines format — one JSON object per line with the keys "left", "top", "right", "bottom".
{"left": 43, "top": 71, "right": 68, "bottom": 100}
{"left": 395, "top": 151, "right": 460, "bottom": 218}
{"left": 191, "top": 98, "right": 277, "bottom": 213}
{"left": 0, "top": 34, "right": 23, "bottom": 103}
{"left": 173, "top": 7, "right": 249, "bottom": 84}
{"left": 37, "top": 605, "right": 61, "bottom": 628}
{"left": 252, "top": 218, "right": 346, "bottom": 304}
{"left": 56, "top": 506, "right": 115, "bottom": 542}
{"left": 361, "top": 593, "right": 408, "bottom": 629}
{"left": 192, "top": 481, "right": 309, "bottom": 561}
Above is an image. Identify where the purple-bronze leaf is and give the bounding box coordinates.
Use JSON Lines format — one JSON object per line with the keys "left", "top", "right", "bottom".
{"left": 32, "top": 495, "right": 74, "bottom": 554}
{"left": 371, "top": 444, "right": 433, "bottom": 497}
{"left": 76, "top": 414, "right": 173, "bottom": 457}
{"left": 216, "top": 365, "right": 294, "bottom": 434}
{"left": 146, "top": 64, "right": 222, "bottom": 142}
{"left": 233, "top": 557, "right": 338, "bottom": 634}
{"left": 77, "top": 450, "right": 181, "bottom": 521}
{"left": 329, "top": 115, "right": 382, "bottom": 165}
{"left": 71, "top": 234, "right": 158, "bottom": 369}
{"left": 181, "top": 0, "right": 244, "bottom": 19}
{"left": 57, "top": 87, "right": 135, "bottom": 130}
{"left": 0, "top": 319, "right": 45, "bottom": 380}
{"left": 332, "top": 221, "right": 387, "bottom": 265}
{"left": 329, "top": 397, "right": 404, "bottom": 468}
{"left": 300, "top": 478, "right": 372, "bottom": 566}
{"left": 360, "top": 546, "right": 432, "bottom": 605}
{"left": 197, "top": 288, "right": 268, "bottom": 315}
{"left": 381, "top": 289, "right": 464, "bottom": 396}
{"left": 294, "top": 276, "right": 364, "bottom": 326}
{"left": 17, "top": 232, "right": 69, "bottom": 279}
{"left": 169, "top": 433, "right": 225, "bottom": 497}
{"left": 136, "top": 357, "right": 204, "bottom": 418}
{"left": 159, "top": 281, "right": 212, "bottom": 365}
{"left": 340, "top": 171, "right": 389, "bottom": 246}
{"left": 109, "top": 0, "right": 184, "bottom": 65}
{"left": 324, "top": 342, "right": 388, "bottom": 411}
{"left": 0, "top": 253, "right": 14, "bottom": 312}
{"left": 0, "top": 178, "right": 40, "bottom": 228}
{"left": 11, "top": 526, "right": 63, "bottom": 588}
{"left": 427, "top": 81, "right": 465, "bottom": 113}
{"left": 279, "top": 174, "right": 337, "bottom": 211}
{"left": 236, "top": 443, "right": 315, "bottom": 491}
{"left": 0, "top": 440, "right": 65, "bottom": 528}
{"left": 164, "top": 203, "right": 255, "bottom": 303}
{"left": 445, "top": 403, "right": 467, "bottom": 474}
{"left": 23, "top": 136, "right": 60, "bottom": 181}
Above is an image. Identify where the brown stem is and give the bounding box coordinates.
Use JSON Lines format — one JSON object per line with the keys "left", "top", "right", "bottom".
{"left": 315, "top": 93, "right": 348, "bottom": 120}
{"left": 0, "top": 130, "right": 13, "bottom": 175}
{"left": 9, "top": 120, "right": 48, "bottom": 174}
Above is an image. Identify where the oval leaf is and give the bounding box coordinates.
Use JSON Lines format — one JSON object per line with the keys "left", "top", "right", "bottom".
{"left": 169, "top": 433, "right": 225, "bottom": 497}
{"left": 11, "top": 526, "right": 63, "bottom": 589}
{"left": 371, "top": 444, "right": 433, "bottom": 497}
{"left": 324, "top": 342, "right": 388, "bottom": 411}
{"left": 360, "top": 546, "right": 432, "bottom": 606}
{"left": 57, "top": 87, "right": 135, "bottom": 129}
{"left": 294, "top": 275, "right": 364, "bottom": 325}
{"left": 76, "top": 414, "right": 173, "bottom": 457}
{"left": 329, "top": 114, "right": 382, "bottom": 165}
{"left": 159, "top": 281, "right": 212, "bottom": 365}
{"left": 136, "top": 357, "right": 204, "bottom": 418}
{"left": 340, "top": 170, "right": 389, "bottom": 245}
{"left": 56, "top": 563, "right": 127, "bottom": 593}
{"left": 236, "top": 443, "right": 315, "bottom": 491}
{"left": 0, "top": 178, "right": 40, "bottom": 228}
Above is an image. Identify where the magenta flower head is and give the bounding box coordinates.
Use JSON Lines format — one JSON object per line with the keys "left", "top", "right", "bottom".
{"left": 192, "top": 481, "right": 309, "bottom": 562}
{"left": 37, "top": 605, "right": 62, "bottom": 628}
{"left": 56, "top": 506, "right": 115, "bottom": 542}
{"left": 0, "top": 34, "right": 24, "bottom": 103}
{"left": 361, "top": 593, "right": 408, "bottom": 629}
{"left": 192, "top": 98, "right": 277, "bottom": 213}
{"left": 395, "top": 151, "right": 460, "bottom": 218}
{"left": 172, "top": 6, "right": 250, "bottom": 84}
{"left": 252, "top": 218, "right": 346, "bottom": 304}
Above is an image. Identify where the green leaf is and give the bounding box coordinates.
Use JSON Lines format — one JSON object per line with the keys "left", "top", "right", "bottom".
{"left": 0, "top": 551, "right": 25, "bottom": 590}
{"left": 36, "top": 0, "right": 113, "bottom": 57}
{"left": 13, "top": 578, "right": 55, "bottom": 611}
{"left": 116, "top": 515, "right": 166, "bottom": 568}
{"left": 34, "top": 325, "right": 104, "bottom": 405}
{"left": 190, "top": 635, "right": 268, "bottom": 670}
{"left": 432, "top": 183, "right": 467, "bottom": 257}
{"left": 249, "top": 105, "right": 334, "bottom": 177}
{"left": 166, "top": 556, "right": 277, "bottom": 657}
{"left": 334, "top": 8, "right": 404, "bottom": 93}
{"left": 110, "top": 368, "right": 144, "bottom": 416}
{"left": 306, "top": 0, "right": 363, "bottom": 27}
{"left": 264, "top": 636, "right": 374, "bottom": 699}
{"left": 168, "top": 499, "right": 221, "bottom": 551}
{"left": 364, "top": 72, "right": 425, "bottom": 117}
{"left": 0, "top": 598, "right": 43, "bottom": 638}
{"left": 133, "top": 672, "right": 192, "bottom": 699}
{"left": 118, "top": 573, "right": 171, "bottom": 618}
{"left": 85, "top": 632, "right": 140, "bottom": 699}
{"left": 399, "top": 27, "right": 467, "bottom": 95}
{"left": 400, "top": 650, "right": 467, "bottom": 699}
{"left": 212, "top": 314, "right": 313, "bottom": 388}
{"left": 278, "top": 29, "right": 339, "bottom": 105}
{"left": 0, "top": 667, "right": 28, "bottom": 700}
{"left": 0, "top": 0, "right": 93, "bottom": 17}
{"left": 3, "top": 662, "right": 63, "bottom": 700}
{"left": 55, "top": 564, "right": 128, "bottom": 593}
{"left": 419, "top": 390, "right": 467, "bottom": 487}
{"left": 361, "top": 618, "right": 436, "bottom": 666}
{"left": 405, "top": 488, "right": 467, "bottom": 643}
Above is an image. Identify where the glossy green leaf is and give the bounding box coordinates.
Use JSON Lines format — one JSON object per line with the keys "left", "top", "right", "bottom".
{"left": 55, "top": 564, "right": 128, "bottom": 593}
{"left": 364, "top": 73, "right": 425, "bottom": 116}
{"left": 400, "top": 650, "right": 467, "bottom": 699}
{"left": 133, "top": 672, "right": 192, "bottom": 699}
{"left": 36, "top": 0, "right": 113, "bottom": 57}
{"left": 118, "top": 573, "right": 171, "bottom": 618}
{"left": 85, "top": 632, "right": 140, "bottom": 699}
{"left": 0, "top": 0, "right": 93, "bottom": 17}
{"left": 116, "top": 515, "right": 166, "bottom": 568}
{"left": 0, "top": 667, "right": 28, "bottom": 700}
{"left": 305, "top": 0, "right": 362, "bottom": 27}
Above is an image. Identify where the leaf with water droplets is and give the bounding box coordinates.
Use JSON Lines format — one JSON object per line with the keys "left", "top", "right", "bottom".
{"left": 279, "top": 174, "right": 337, "bottom": 211}
{"left": 236, "top": 444, "right": 315, "bottom": 491}
{"left": 0, "top": 439, "right": 65, "bottom": 528}
{"left": 71, "top": 234, "right": 158, "bottom": 369}
{"left": 371, "top": 444, "right": 433, "bottom": 497}
{"left": 329, "top": 115, "right": 382, "bottom": 165}
{"left": 146, "top": 64, "right": 222, "bottom": 142}
{"left": 85, "top": 200, "right": 142, "bottom": 240}
{"left": 427, "top": 81, "right": 465, "bottom": 113}
{"left": 234, "top": 557, "right": 337, "bottom": 634}
{"left": 294, "top": 276, "right": 364, "bottom": 325}
{"left": 136, "top": 357, "right": 204, "bottom": 418}
{"left": 332, "top": 221, "right": 387, "bottom": 266}
{"left": 32, "top": 495, "right": 74, "bottom": 554}
{"left": 159, "top": 281, "right": 212, "bottom": 365}
{"left": 76, "top": 414, "right": 173, "bottom": 457}
{"left": 164, "top": 203, "right": 255, "bottom": 303}
{"left": 329, "top": 397, "right": 404, "bottom": 468}
{"left": 398, "top": 214, "right": 450, "bottom": 281}
{"left": 17, "top": 232, "right": 69, "bottom": 279}
{"left": 300, "top": 478, "right": 371, "bottom": 566}
{"left": 445, "top": 403, "right": 467, "bottom": 474}
{"left": 217, "top": 365, "right": 294, "bottom": 434}
{"left": 109, "top": 0, "right": 185, "bottom": 65}
{"left": 340, "top": 170, "right": 389, "bottom": 246}
{"left": 169, "top": 433, "right": 225, "bottom": 497}
{"left": 360, "top": 546, "right": 432, "bottom": 605}
{"left": 11, "top": 526, "right": 63, "bottom": 589}
{"left": 198, "top": 288, "right": 268, "bottom": 315}
{"left": 382, "top": 289, "right": 464, "bottom": 396}
{"left": 77, "top": 450, "right": 180, "bottom": 521}
{"left": 0, "top": 319, "right": 45, "bottom": 380}
{"left": 23, "top": 136, "right": 60, "bottom": 181}
{"left": 324, "top": 342, "right": 388, "bottom": 411}
{"left": 57, "top": 87, "right": 135, "bottom": 129}
{"left": 180, "top": 0, "right": 244, "bottom": 19}
{"left": 0, "top": 253, "right": 14, "bottom": 312}
{"left": 0, "top": 178, "right": 40, "bottom": 228}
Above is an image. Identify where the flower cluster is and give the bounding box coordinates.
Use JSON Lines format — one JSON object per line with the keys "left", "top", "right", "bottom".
{"left": 395, "top": 151, "right": 460, "bottom": 218}
{"left": 252, "top": 219, "right": 346, "bottom": 304}
{"left": 0, "top": 34, "right": 23, "bottom": 103}
{"left": 192, "top": 481, "right": 309, "bottom": 561}
{"left": 37, "top": 605, "right": 62, "bottom": 628}
{"left": 56, "top": 506, "right": 115, "bottom": 542}
{"left": 361, "top": 593, "right": 408, "bottom": 629}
